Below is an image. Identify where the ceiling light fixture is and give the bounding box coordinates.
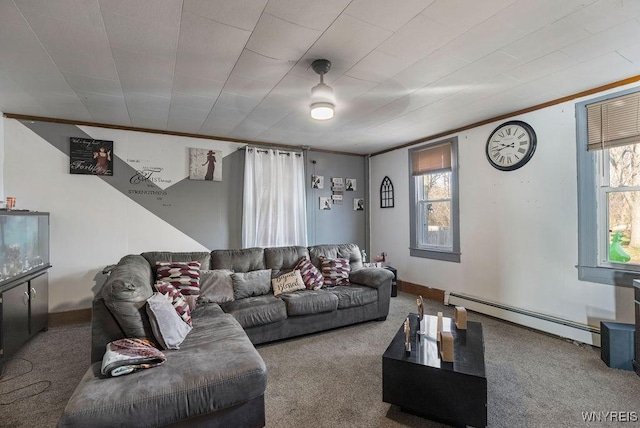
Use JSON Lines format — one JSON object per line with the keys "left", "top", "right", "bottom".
{"left": 310, "top": 59, "right": 335, "bottom": 121}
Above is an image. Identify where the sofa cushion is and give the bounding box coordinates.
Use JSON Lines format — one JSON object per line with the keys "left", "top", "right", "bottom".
{"left": 308, "top": 243, "right": 363, "bottom": 272}
{"left": 294, "top": 257, "right": 324, "bottom": 290}
{"left": 264, "top": 246, "right": 309, "bottom": 278}
{"left": 156, "top": 261, "right": 201, "bottom": 296}
{"left": 198, "top": 269, "right": 234, "bottom": 303}
{"left": 154, "top": 281, "right": 192, "bottom": 326}
{"left": 278, "top": 289, "right": 339, "bottom": 316}
{"left": 101, "top": 255, "right": 154, "bottom": 339}
{"left": 231, "top": 269, "right": 272, "bottom": 299}
{"left": 320, "top": 257, "right": 351, "bottom": 286}
{"left": 146, "top": 292, "right": 192, "bottom": 350}
{"left": 326, "top": 285, "right": 378, "bottom": 309}
{"left": 211, "top": 247, "right": 265, "bottom": 272}
{"left": 271, "top": 270, "right": 305, "bottom": 296}
{"left": 60, "top": 306, "right": 267, "bottom": 428}
{"left": 141, "top": 251, "right": 211, "bottom": 272}
{"left": 221, "top": 294, "right": 287, "bottom": 328}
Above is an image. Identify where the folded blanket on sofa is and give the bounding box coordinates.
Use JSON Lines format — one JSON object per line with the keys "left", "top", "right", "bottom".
{"left": 101, "top": 338, "right": 167, "bottom": 377}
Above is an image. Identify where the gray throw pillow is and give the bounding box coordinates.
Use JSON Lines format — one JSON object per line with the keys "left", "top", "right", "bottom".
{"left": 199, "top": 270, "right": 234, "bottom": 303}
{"left": 231, "top": 269, "right": 272, "bottom": 299}
{"left": 146, "top": 292, "right": 192, "bottom": 350}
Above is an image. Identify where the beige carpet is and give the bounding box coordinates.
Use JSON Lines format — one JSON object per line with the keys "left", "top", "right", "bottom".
{"left": 1, "top": 292, "right": 639, "bottom": 427}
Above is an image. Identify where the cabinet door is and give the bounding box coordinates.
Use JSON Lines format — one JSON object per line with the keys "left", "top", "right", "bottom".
{"left": 29, "top": 272, "right": 48, "bottom": 334}
{"left": 1, "top": 283, "right": 30, "bottom": 357}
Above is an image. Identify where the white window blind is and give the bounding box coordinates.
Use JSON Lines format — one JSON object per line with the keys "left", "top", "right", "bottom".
{"left": 411, "top": 142, "right": 452, "bottom": 175}
{"left": 587, "top": 91, "right": 640, "bottom": 151}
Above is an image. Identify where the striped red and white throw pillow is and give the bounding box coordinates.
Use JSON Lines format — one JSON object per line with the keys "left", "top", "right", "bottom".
{"left": 320, "top": 257, "right": 351, "bottom": 286}
{"left": 294, "top": 257, "right": 324, "bottom": 290}
{"left": 156, "top": 261, "right": 201, "bottom": 296}
{"left": 154, "top": 281, "right": 192, "bottom": 326}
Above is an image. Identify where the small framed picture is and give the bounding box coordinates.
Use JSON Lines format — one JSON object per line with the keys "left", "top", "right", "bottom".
{"left": 354, "top": 198, "right": 364, "bottom": 211}
{"left": 332, "top": 194, "right": 343, "bottom": 205}
{"left": 332, "top": 177, "right": 343, "bottom": 185}
{"left": 311, "top": 175, "right": 324, "bottom": 189}
{"left": 320, "top": 197, "right": 332, "bottom": 210}
{"left": 346, "top": 178, "right": 357, "bottom": 191}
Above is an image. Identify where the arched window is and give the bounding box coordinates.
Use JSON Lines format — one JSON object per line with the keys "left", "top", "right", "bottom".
{"left": 380, "top": 176, "right": 394, "bottom": 208}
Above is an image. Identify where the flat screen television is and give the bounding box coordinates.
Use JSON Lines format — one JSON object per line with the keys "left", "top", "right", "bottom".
{"left": 0, "top": 211, "right": 50, "bottom": 285}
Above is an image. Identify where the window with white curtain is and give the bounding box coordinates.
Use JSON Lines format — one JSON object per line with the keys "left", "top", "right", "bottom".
{"left": 242, "top": 148, "right": 307, "bottom": 248}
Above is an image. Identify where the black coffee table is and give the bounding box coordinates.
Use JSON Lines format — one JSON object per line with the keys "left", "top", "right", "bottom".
{"left": 382, "top": 313, "right": 487, "bottom": 427}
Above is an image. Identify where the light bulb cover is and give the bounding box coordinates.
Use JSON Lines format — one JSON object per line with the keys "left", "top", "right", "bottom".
{"left": 310, "top": 103, "right": 334, "bottom": 120}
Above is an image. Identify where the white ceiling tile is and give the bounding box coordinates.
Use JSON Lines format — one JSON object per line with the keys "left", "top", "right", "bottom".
{"left": 215, "top": 92, "right": 263, "bottom": 114}
{"left": 390, "top": 50, "right": 470, "bottom": 91}
{"left": 112, "top": 49, "right": 175, "bottom": 83}
{"left": 504, "top": 51, "right": 578, "bottom": 83}
{"left": 562, "top": 19, "right": 640, "bottom": 62}
{"left": 184, "top": 0, "right": 267, "bottom": 31}
{"left": 14, "top": 0, "right": 104, "bottom": 27}
{"left": 346, "top": 50, "right": 413, "bottom": 83}
{"left": 63, "top": 73, "right": 123, "bottom": 97}
{"left": 345, "top": 0, "right": 435, "bottom": 32}
{"left": 265, "top": 0, "right": 351, "bottom": 31}
{"left": 167, "top": 116, "right": 208, "bottom": 134}
{"left": 441, "top": 15, "right": 528, "bottom": 63}
{"left": 200, "top": 106, "right": 247, "bottom": 134}
{"left": 233, "top": 50, "right": 292, "bottom": 84}
{"left": 223, "top": 74, "right": 273, "bottom": 99}
{"left": 330, "top": 76, "right": 378, "bottom": 101}
{"left": 502, "top": 21, "right": 591, "bottom": 63}
{"left": 102, "top": 10, "right": 179, "bottom": 58}
{"left": 246, "top": 13, "right": 321, "bottom": 61}
{"left": 378, "top": 14, "right": 461, "bottom": 62}
{"left": 0, "top": 71, "right": 49, "bottom": 116}
{"left": 45, "top": 48, "right": 118, "bottom": 82}
{"left": 496, "top": 0, "right": 592, "bottom": 35}
{"left": 421, "top": 0, "right": 516, "bottom": 32}
{"left": 617, "top": 40, "right": 640, "bottom": 63}
{"left": 125, "top": 93, "right": 171, "bottom": 112}
{"left": 175, "top": 12, "right": 250, "bottom": 81}
{"left": 446, "top": 51, "right": 523, "bottom": 85}
{"left": 296, "top": 14, "right": 393, "bottom": 72}
{"left": 119, "top": 74, "right": 172, "bottom": 99}
{"left": 172, "top": 73, "right": 225, "bottom": 99}
{"left": 168, "top": 105, "right": 210, "bottom": 122}
{"left": 271, "top": 74, "right": 314, "bottom": 100}
{"left": 129, "top": 112, "right": 169, "bottom": 130}
{"left": 75, "top": 92, "right": 127, "bottom": 109}
{"left": 98, "top": 0, "right": 182, "bottom": 25}
{"left": 170, "top": 92, "right": 216, "bottom": 111}
{"left": 556, "top": 0, "right": 640, "bottom": 35}
{"left": 227, "top": 121, "right": 272, "bottom": 140}
{"left": 84, "top": 105, "right": 131, "bottom": 125}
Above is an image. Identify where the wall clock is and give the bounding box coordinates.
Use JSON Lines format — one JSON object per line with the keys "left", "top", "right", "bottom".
{"left": 485, "top": 120, "right": 537, "bottom": 171}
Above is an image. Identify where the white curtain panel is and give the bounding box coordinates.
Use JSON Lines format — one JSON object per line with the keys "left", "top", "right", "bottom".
{"left": 242, "top": 148, "right": 308, "bottom": 248}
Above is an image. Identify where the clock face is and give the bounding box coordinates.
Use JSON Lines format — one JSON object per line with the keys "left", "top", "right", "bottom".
{"left": 486, "top": 121, "right": 537, "bottom": 171}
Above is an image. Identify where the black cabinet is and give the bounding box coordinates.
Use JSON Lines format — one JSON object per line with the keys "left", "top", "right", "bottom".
{"left": 385, "top": 266, "right": 397, "bottom": 297}
{"left": 0, "top": 270, "right": 49, "bottom": 371}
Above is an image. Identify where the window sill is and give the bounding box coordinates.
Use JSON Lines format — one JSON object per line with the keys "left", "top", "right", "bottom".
{"left": 577, "top": 265, "right": 640, "bottom": 287}
{"left": 410, "top": 248, "right": 460, "bottom": 263}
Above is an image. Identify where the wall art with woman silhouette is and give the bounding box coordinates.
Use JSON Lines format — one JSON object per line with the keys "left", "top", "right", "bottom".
{"left": 189, "top": 148, "right": 222, "bottom": 181}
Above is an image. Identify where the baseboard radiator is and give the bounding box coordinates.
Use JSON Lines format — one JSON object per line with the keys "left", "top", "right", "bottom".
{"left": 444, "top": 292, "right": 601, "bottom": 346}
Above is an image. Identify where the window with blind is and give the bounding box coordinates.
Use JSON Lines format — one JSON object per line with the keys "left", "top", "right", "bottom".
{"left": 408, "top": 138, "right": 460, "bottom": 262}
{"left": 577, "top": 88, "right": 640, "bottom": 286}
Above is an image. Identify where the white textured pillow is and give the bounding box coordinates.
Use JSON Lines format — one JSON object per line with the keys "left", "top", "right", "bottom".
{"left": 146, "top": 292, "right": 192, "bottom": 350}
{"left": 272, "top": 270, "right": 306, "bottom": 296}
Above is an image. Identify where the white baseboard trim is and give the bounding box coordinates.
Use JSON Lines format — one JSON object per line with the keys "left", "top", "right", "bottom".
{"left": 445, "top": 292, "right": 601, "bottom": 347}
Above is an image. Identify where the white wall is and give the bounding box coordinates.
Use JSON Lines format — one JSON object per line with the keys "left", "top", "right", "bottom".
{"left": 370, "top": 83, "right": 640, "bottom": 344}
{"left": 3, "top": 119, "right": 243, "bottom": 312}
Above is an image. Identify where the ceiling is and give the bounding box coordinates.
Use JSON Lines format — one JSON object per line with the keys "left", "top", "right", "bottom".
{"left": 2, "top": 0, "right": 640, "bottom": 154}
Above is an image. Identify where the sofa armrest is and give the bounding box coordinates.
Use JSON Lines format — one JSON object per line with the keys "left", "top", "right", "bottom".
{"left": 350, "top": 268, "right": 393, "bottom": 319}
{"left": 349, "top": 267, "right": 393, "bottom": 289}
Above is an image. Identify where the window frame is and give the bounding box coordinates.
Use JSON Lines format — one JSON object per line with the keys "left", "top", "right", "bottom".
{"left": 408, "top": 137, "right": 460, "bottom": 262}
{"left": 576, "top": 87, "right": 640, "bottom": 287}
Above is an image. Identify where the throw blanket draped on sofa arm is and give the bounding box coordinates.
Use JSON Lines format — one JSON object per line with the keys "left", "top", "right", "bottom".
{"left": 349, "top": 267, "right": 393, "bottom": 319}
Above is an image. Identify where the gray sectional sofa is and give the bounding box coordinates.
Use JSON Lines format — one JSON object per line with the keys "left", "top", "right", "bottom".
{"left": 59, "top": 243, "right": 393, "bottom": 427}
